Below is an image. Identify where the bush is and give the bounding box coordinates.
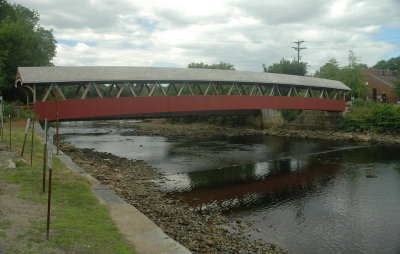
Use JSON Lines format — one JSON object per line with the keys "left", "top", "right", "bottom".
{"left": 279, "top": 109, "right": 302, "bottom": 122}
{"left": 167, "top": 115, "right": 246, "bottom": 126}
{"left": 342, "top": 100, "right": 400, "bottom": 133}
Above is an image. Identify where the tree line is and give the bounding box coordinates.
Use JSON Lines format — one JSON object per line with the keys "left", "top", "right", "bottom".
{"left": 189, "top": 51, "right": 400, "bottom": 98}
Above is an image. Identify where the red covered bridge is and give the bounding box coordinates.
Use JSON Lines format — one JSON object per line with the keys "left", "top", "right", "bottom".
{"left": 15, "top": 66, "right": 350, "bottom": 121}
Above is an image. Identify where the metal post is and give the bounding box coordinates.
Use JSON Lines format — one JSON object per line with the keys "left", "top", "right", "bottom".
{"left": 30, "top": 115, "right": 35, "bottom": 166}
{"left": 9, "top": 115, "right": 11, "bottom": 151}
{"left": 21, "top": 118, "right": 30, "bottom": 157}
{"left": 46, "top": 132, "right": 53, "bottom": 240}
{"left": 1, "top": 113, "right": 3, "bottom": 141}
{"left": 0, "top": 102, "right": 2, "bottom": 139}
{"left": 1, "top": 104, "right": 4, "bottom": 141}
{"left": 42, "top": 119, "right": 47, "bottom": 193}
{"left": 46, "top": 166, "right": 52, "bottom": 240}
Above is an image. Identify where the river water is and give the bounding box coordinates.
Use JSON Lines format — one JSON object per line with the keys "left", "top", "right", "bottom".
{"left": 60, "top": 120, "right": 400, "bottom": 254}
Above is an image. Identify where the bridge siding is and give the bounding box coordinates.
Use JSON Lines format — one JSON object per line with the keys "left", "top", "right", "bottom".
{"left": 34, "top": 96, "right": 345, "bottom": 121}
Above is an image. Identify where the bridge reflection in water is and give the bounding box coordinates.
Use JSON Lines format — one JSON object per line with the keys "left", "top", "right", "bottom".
{"left": 162, "top": 151, "right": 343, "bottom": 211}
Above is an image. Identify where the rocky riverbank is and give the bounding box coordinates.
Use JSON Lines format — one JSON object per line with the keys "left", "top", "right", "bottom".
{"left": 130, "top": 119, "right": 400, "bottom": 145}
{"left": 263, "top": 128, "right": 400, "bottom": 145}
{"left": 61, "top": 143, "right": 285, "bottom": 254}
{"left": 125, "top": 119, "right": 262, "bottom": 139}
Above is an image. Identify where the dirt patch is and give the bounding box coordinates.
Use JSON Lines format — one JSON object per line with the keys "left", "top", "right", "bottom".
{"left": 0, "top": 179, "right": 64, "bottom": 254}
{"left": 61, "top": 143, "right": 285, "bottom": 254}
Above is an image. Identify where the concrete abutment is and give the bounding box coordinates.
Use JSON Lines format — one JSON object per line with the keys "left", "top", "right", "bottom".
{"left": 247, "top": 109, "right": 344, "bottom": 130}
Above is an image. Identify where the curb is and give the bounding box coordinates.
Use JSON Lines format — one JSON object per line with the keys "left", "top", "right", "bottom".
{"left": 35, "top": 122, "right": 191, "bottom": 254}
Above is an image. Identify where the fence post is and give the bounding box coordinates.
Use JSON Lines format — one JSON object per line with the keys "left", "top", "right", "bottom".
{"left": 21, "top": 118, "right": 30, "bottom": 157}
{"left": 46, "top": 130, "right": 54, "bottom": 240}
{"left": 9, "top": 115, "right": 11, "bottom": 151}
{"left": 42, "top": 119, "right": 48, "bottom": 193}
{"left": 30, "top": 115, "right": 35, "bottom": 166}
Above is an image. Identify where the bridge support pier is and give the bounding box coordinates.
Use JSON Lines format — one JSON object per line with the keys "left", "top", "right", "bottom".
{"left": 247, "top": 109, "right": 344, "bottom": 130}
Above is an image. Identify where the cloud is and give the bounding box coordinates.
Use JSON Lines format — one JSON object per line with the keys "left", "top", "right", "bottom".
{"left": 8, "top": 0, "right": 400, "bottom": 73}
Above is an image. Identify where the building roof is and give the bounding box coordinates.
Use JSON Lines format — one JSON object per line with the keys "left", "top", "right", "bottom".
{"left": 369, "top": 74, "right": 397, "bottom": 88}
{"left": 16, "top": 66, "right": 350, "bottom": 90}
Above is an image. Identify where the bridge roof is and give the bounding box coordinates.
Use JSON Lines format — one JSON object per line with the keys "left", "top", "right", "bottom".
{"left": 16, "top": 66, "right": 350, "bottom": 90}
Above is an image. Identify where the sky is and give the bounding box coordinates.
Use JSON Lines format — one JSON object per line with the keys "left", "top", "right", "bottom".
{"left": 8, "top": 0, "right": 400, "bottom": 73}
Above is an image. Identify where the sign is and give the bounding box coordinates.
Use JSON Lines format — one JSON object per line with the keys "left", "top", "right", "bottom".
{"left": 47, "top": 130, "right": 55, "bottom": 168}
{"left": 24, "top": 118, "right": 31, "bottom": 134}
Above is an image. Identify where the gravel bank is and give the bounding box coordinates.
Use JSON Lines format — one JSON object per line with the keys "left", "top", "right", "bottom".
{"left": 130, "top": 119, "right": 400, "bottom": 145}
{"left": 61, "top": 144, "right": 285, "bottom": 254}
{"left": 126, "top": 119, "right": 262, "bottom": 139}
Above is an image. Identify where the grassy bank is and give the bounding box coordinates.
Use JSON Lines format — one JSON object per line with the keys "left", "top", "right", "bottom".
{"left": 342, "top": 99, "right": 400, "bottom": 133}
{"left": 0, "top": 120, "right": 135, "bottom": 254}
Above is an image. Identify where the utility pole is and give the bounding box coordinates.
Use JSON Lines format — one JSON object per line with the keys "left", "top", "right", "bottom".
{"left": 292, "top": 40, "right": 306, "bottom": 62}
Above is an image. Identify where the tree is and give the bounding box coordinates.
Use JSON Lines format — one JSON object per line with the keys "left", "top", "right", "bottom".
{"left": 372, "top": 56, "right": 400, "bottom": 71}
{"left": 314, "top": 58, "right": 341, "bottom": 80}
{"left": 341, "top": 50, "right": 368, "bottom": 97}
{"left": 188, "top": 61, "right": 235, "bottom": 70}
{"left": 314, "top": 51, "right": 368, "bottom": 98}
{"left": 0, "top": 0, "right": 56, "bottom": 100}
{"left": 263, "top": 58, "right": 307, "bottom": 76}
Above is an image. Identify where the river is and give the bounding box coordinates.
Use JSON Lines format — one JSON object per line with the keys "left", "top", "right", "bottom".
{"left": 60, "top": 120, "right": 400, "bottom": 254}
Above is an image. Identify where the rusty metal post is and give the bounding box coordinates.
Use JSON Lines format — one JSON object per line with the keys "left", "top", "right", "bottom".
{"left": 1, "top": 103, "right": 4, "bottom": 141}
{"left": 30, "top": 115, "right": 35, "bottom": 166}
{"left": 46, "top": 166, "right": 52, "bottom": 240}
{"left": 1, "top": 113, "right": 3, "bottom": 141}
{"left": 9, "top": 115, "right": 11, "bottom": 151}
{"left": 0, "top": 102, "right": 2, "bottom": 140}
{"left": 46, "top": 132, "right": 54, "bottom": 240}
{"left": 42, "top": 119, "right": 48, "bottom": 193}
{"left": 21, "top": 118, "right": 30, "bottom": 157}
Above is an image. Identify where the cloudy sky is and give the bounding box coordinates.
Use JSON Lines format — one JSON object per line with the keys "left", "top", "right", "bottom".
{"left": 9, "top": 0, "right": 400, "bottom": 73}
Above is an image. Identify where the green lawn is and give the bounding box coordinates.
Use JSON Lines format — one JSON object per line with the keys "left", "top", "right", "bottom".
{"left": 0, "top": 120, "right": 136, "bottom": 254}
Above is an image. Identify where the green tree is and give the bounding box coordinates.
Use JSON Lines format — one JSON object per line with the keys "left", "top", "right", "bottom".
{"left": 341, "top": 50, "right": 368, "bottom": 97}
{"left": 0, "top": 0, "right": 56, "bottom": 100}
{"left": 314, "top": 58, "right": 341, "bottom": 80}
{"left": 263, "top": 58, "right": 307, "bottom": 76}
{"left": 372, "top": 56, "right": 400, "bottom": 71}
{"left": 188, "top": 61, "right": 235, "bottom": 70}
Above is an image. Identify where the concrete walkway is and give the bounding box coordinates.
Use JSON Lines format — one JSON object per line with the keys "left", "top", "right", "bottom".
{"left": 36, "top": 124, "right": 191, "bottom": 254}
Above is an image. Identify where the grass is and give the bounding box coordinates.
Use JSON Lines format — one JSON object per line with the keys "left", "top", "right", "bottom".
{"left": 0, "top": 119, "right": 136, "bottom": 254}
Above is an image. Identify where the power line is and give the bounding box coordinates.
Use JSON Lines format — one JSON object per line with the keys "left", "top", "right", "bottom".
{"left": 292, "top": 40, "right": 307, "bottom": 62}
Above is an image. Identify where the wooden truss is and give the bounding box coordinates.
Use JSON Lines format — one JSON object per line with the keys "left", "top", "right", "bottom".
{"left": 23, "top": 82, "right": 345, "bottom": 103}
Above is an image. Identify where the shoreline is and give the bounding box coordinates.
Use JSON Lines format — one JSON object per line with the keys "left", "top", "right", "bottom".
{"left": 129, "top": 119, "right": 400, "bottom": 145}
{"left": 61, "top": 144, "right": 285, "bottom": 254}
{"left": 59, "top": 119, "right": 398, "bottom": 253}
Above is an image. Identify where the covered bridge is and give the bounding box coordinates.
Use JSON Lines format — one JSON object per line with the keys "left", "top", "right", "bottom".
{"left": 15, "top": 66, "right": 350, "bottom": 121}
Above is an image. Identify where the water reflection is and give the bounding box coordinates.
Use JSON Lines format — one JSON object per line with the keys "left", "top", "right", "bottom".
{"left": 60, "top": 121, "right": 400, "bottom": 254}
{"left": 168, "top": 152, "right": 343, "bottom": 211}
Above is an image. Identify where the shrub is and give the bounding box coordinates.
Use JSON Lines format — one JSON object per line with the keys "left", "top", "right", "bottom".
{"left": 279, "top": 109, "right": 302, "bottom": 122}
{"left": 342, "top": 100, "right": 400, "bottom": 133}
